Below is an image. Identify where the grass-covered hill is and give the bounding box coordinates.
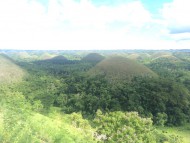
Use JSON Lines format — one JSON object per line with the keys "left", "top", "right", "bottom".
{"left": 39, "top": 52, "right": 55, "bottom": 60}
{"left": 82, "top": 53, "right": 105, "bottom": 63}
{"left": 36, "top": 55, "right": 69, "bottom": 65}
{"left": 173, "top": 52, "right": 190, "bottom": 62}
{"left": 151, "top": 52, "right": 174, "bottom": 59}
{"left": 153, "top": 55, "right": 180, "bottom": 62}
{"left": 0, "top": 54, "right": 25, "bottom": 84}
{"left": 127, "top": 53, "right": 151, "bottom": 63}
{"left": 88, "top": 56, "right": 157, "bottom": 82}
{"left": 127, "top": 53, "right": 141, "bottom": 60}
{"left": 51, "top": 55, "right": 68, "bottom": 61}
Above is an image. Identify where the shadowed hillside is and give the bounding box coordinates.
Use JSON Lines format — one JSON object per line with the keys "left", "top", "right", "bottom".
{"left": 0, "top": 54, "right": 25, "bottom": 84}
{"left": 89, "top": 56, "right": 157, "bottom": 82}
{"left": 36, "top": 55, "right": 69, "bottom": 64}
{"left": 82, "top": 53, "right": 105, "bottom": 63}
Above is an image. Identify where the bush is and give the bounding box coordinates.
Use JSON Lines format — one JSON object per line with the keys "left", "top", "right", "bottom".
{"left": 154, "top": 112, "right": 168, "bottom": 126}
{"left": 94, "top": 110, "right": 155, "bottom": 143}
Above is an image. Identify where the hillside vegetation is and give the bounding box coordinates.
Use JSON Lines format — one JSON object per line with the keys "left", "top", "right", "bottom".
{"left": 1, "top": 50, "right": 190, "bottom": 143}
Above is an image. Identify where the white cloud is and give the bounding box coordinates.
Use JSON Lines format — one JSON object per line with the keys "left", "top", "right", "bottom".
{"left": 162, "top": 0, "right": 190, "bottom": 33}
{"left": 0, "top": 0, "right": 188, "bottom": 50}
{"left": 160, "top": 0, "right": 190, "bottom": 49}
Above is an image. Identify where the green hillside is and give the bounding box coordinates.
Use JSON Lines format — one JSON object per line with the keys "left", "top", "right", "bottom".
{"left": 37, "top": 55, "right": 69, "bottom": 65}
{"left": 39, "top": 52, "right": 55, "bottom": 60}
{"left": 151, "top": 52, "right": 174, "bottom": 59}
{"left": 82, "top": 53, "right": 105, "bottom": 63}
{"left": 0, "top": 54, "right": 25, "bottom": 84}
{"left": 127, "top": 53, "right": 151, "bottom": 63}
{"left": 89, "top": 56, "right": 157, "bottom": 82}
{"left": 1, "top": 50, "right": 189, "bottom": 143}
{"left": 16, "top": 51, "right": 31, "bottom": 59}
{"left": 152, "top": 55, "right": 181, "bottom": 63}
{"left": 174, "top": 52, "right": 190, "bottom": 61}
{"left": 51, "top": 55, "right": 68, "bottom": 60}
{"left": 127, "top": 53, "right": 141, "bottom": 60}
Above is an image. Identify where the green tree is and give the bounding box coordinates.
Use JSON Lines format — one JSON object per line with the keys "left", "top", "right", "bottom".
{"left": 94, "top": 110, "right": 155, "bottom": 143}
{"left": 154, "top": 112, "right": 168, "bottom": 126}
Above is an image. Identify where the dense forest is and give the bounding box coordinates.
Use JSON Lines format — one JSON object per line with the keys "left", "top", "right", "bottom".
{"left": 0, "top": 50, "right": 190, "bottom": 143}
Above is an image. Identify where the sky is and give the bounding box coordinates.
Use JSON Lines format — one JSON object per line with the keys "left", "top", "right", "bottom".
{"left": 0, "top": 0, "right": 190, "bottom": 50}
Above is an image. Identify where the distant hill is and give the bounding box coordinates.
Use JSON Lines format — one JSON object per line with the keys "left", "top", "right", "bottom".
{"left": 82, "top": 53, "right": 104, "bottom": 63}
{"left": 151, "top": 52, "right": 173, "bottom": 59}
{"left": 127, "top": 53, "right": 151, "bottom": 61}
{"left": 88, "top": 56, "right": 157, "bottom": 82}
{"left": 127, "top": 53, "right": 140, "bottom": 60}
{"left": 150, "top": 52, "right": 181, "bottom": 63}
{"left": 16, "top": 51, "right": 31, "bottom": 59}
{"left": 39, "top": 53, "right": 55, "bottom": 60}
{"left": 152, "top": 55, "right": 181, "bottom": 63}
{"left": 173, "top": 52, "right": 190, "bottom": 62}
{"left": 51, "top": 55, "right": 68, "bottom": 61}
{"left": 0, "top": 54, "right": 25, "bottom": 84}
{"left": 37, "top": 55, "right": 69, "bottom": 64}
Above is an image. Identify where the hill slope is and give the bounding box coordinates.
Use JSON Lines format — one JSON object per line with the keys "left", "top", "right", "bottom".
{"left": 89, "top": 56, "right": 157, "bottom": 82}
{"left": 0, "top": 54, "right": 25, "bottom": 84}
{"left": 151, "top": 52, "right": 173, "bottom": 59}
{"left": 51, "top": 55, "right": 68, "bottom": 60}
{"left": 82, "top": 53, "right": 104, "bottom": 63}
{"left": 36, "top": 55, "right": 69, "bottom": 64}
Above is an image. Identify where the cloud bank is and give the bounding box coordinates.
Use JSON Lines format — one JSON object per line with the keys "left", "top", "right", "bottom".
{"left": 0, "top": 0, "right": 189, "bottom": 50}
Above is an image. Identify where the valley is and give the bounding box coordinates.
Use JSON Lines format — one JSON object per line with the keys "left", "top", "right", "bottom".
{"left": 0, "top": 50, "right": 190, "bottom": 143}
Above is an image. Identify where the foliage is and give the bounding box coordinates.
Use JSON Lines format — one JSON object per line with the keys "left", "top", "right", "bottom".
{"left": 154, "top": 113, "right": 168, "bottom": 126}
{"left": 93, "top": 110, "right": 182, "bottom": 143}
{"left": 94, "top": 110, "right": 154, "bottom": 142}
{"left": 55, "top": 74, "right": 190, "bottom": 126}
{"left": 0, "top": 86, "right": 96, "bottom": 143}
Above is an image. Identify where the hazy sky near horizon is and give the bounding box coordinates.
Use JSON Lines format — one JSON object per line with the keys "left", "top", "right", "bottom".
{"left": 0, "top": 0, "right": 189, "bottom": 50}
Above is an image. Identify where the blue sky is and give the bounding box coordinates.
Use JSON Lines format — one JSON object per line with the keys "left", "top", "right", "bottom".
{"left": 0, "top": 0, "right": 189, "bottom": 50}
{"left": 141, "top": 0, "right": 172, "bottom": 13}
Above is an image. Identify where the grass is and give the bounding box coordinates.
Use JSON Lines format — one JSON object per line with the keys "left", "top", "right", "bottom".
{"left": 89, "top": 56, "right": 157, "bottom": 82}
{"left": 0, "top": 54, "right": 25, "bottom": 84}
{"left": 157, "top": 124, "right": 190, "bottom": 143}
{"left": 82, "top": 53, "right": 105, "bottom": 62}
{"left": 0, "top": 106, "right": 96, "bottom": 143}
{"left": 151, "top": 52, "right": 173, "bottom": 59}
{"left": 0, "top": 112, "right": 3, "bottom": 139}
